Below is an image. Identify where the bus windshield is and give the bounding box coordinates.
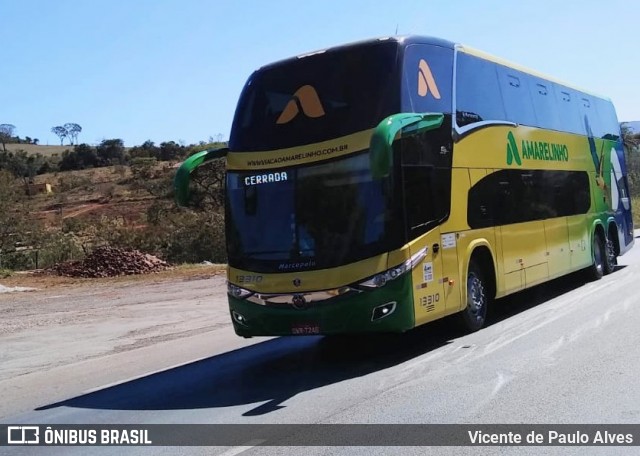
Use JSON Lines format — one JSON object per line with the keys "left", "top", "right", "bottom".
{"left": 229, "top": 41, "right": 400, "bottom": 152}
{"left": 226, "top": 153, "right": 404, "bottom": 273}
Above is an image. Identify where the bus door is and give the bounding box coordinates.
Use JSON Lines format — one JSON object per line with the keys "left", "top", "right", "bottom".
{"left": 401, "top": 162, "right": 449, "bottom": 325}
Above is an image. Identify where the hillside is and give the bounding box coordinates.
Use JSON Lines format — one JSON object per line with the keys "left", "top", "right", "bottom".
{"left": 0, "top": 144, "right": 227, "bottom": 272}
{"left": 622, "top": 121, "right": 640, "bottom": 133}
{"left": 4, "top": 143, "right": 72, "bottom": 157}
{"left": 30, "top": 164, "right": 163, "bottom": 225}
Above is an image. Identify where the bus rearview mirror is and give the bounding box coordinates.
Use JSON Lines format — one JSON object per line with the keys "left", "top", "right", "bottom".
{"left": 174, "top": 147, "right": 229, "bottom": 206}
{"left": 369, "top": 113, "right": 444, "bottom": 178}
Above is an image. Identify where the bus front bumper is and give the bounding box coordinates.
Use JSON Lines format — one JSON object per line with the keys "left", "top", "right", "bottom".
{"left": 228, "top": 275, "right": 415, "bottom": 337}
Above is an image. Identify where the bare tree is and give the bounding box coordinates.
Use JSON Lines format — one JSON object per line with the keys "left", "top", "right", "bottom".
{"left": 0, "top": 124, "right": 16, "bottom": 152}
{"left": 51, "top": 126, "right": 67, "bottom": 146}
{"left": 190, "top": 158, "right": 226, "bottom": 210}
{"left": 64, "top": 123, "right": 82, "bottom": 145}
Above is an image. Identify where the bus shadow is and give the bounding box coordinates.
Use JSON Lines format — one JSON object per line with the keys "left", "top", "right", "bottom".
{"left": 37, "top": 268, "right": 613, "bottom": 416}
{"left": 488, "top": 266, "right": 625, "bottom": 324}
{"left": 37, "top": 321, "right": 455, "bottom": 416}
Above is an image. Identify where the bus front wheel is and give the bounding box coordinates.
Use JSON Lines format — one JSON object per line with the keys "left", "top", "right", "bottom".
{"left": 460, "top": 261, "right": 488, "bottom": 332}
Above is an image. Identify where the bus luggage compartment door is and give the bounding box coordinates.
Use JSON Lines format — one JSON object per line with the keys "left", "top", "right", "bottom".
{"left": 499, "top": 221, "right": 548, "bottom": 290}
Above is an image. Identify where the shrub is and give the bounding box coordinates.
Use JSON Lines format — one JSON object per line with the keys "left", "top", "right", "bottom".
{"left": 38, "top": 232, "right": 84, "bottom": 268}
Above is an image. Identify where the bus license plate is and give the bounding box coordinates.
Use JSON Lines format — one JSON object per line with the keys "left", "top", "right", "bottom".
{"left": 291, "top": 323, "right": 320, "bottom": 335}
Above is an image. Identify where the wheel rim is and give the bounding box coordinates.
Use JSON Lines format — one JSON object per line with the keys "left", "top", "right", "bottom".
{"left": 467, "top": 272, "right": 485, "bottom": 321}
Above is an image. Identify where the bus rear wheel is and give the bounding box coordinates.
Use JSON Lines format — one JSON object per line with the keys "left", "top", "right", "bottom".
{"left": 604, "top": 235, "right": 617, "bottom": 275}
{"left": 460, "top": 261, "right": 488, "bottom": 332}
{"left": 587, "top": 233, "right": 605, "bottom": 281}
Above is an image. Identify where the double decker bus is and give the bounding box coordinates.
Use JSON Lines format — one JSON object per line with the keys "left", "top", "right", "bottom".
{"left": 175, "top": 36, "right": 633, "bottom": 336}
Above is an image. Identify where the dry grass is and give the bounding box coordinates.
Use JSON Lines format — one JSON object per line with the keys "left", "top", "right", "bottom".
{"left": 0, "top": 263, "right": 227, "bottom": 291}
{"left": 5, "top": 144, "right": 71, "bottom": 157}
{"left": 632, "top": 197, "right": 640, "bottom": 227}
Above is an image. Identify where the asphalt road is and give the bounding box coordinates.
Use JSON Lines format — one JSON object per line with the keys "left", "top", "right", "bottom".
{"left": 2, "top": 235, "right": 640, "bottom": 455}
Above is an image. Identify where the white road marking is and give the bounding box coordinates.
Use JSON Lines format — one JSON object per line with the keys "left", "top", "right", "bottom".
{"left": 217, "top": 439, "right": 266, "bottom": 456}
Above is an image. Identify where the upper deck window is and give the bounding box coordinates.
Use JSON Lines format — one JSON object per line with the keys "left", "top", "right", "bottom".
{"left": 455, "top": 53, "right": 507, "bottom": 127}
{"left": 230, "top": 42, "right": 400, "bottom": 152}
{"left": 401, "top": 44, "right": 453, "bottom": 114}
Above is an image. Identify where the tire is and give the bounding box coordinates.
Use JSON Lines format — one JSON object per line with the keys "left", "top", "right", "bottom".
{"left": 460, "top": 261, "right": 489, "bottom": 332}
{"left": 604, "top": 235, "right": 617, "bottom": 275}
{"left": 586, "top": 233, "right": 605, "bottom": 281}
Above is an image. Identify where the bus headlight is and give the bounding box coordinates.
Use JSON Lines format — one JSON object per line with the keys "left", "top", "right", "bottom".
{"left": 227, "top": 283, "right": 254, "bottom": 299}
{"left": 356, "top": 247, "right": 428, "bottom": 289}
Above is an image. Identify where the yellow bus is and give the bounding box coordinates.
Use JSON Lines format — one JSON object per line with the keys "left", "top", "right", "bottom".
{"left": 176, "top": 36, "right": 634, "bottom": 336}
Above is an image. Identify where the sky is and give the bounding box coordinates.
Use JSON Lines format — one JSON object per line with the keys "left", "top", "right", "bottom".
{"left": 2, "top": 0, "right": 639, "bottom": 147}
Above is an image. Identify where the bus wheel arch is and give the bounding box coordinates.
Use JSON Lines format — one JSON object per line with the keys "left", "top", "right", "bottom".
{"left": 460, "top": 245, "right": 496, "bottom": 332}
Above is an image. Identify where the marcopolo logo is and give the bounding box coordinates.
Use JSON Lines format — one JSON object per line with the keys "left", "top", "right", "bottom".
{"left": 506, "top": 131, "right": 569, "bottom": 166}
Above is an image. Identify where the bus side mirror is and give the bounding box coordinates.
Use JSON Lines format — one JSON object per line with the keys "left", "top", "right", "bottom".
{"left": 369, "top": 113, "right": 444, "bottom": 178}
{"left": 174, "top": 147, "right": 229, "bottom": 206}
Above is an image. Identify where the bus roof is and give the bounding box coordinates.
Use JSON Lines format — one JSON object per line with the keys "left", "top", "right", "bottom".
{"left": 257, "top": 35, "right": 610, "bottom": 102}
{"left": 256, "top": 35, "right": 455, "bottom": 72}
{"left": 456, "top": 44, "right": 610, "bottom": 101}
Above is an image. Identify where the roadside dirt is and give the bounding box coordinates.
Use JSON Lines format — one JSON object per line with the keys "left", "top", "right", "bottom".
{"left": 0, "top": 268, "right": 230, "bottom": 382}
{"left": 0, "top": 264, "right": 224, "bottom": 289}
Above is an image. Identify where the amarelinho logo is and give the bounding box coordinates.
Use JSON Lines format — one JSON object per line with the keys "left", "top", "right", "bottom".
{"left": 276, "top": 85, "right": 326, "bottom": 125}
{"left": 506, "top": 131, "right": 569, "bottom": 166}
{"left": 417, "top": 59, "right": 441, "bottom": 100}
{"left": 506, "top": 131, "right": 522, "bottom": 166}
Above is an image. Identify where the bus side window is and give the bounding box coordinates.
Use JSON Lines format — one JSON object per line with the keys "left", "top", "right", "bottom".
{"left": 497, "top": 67, "right": 537, "bottom": 127}
{"left": 570, "top": 171, "right": 591, "bottom": 214}
{"left": 400, "top": 136, "right": 451, "bottom": 237}
{"left": 469, "top": 169, "right": 591, "bottom": 229}
{"left": 540, "top": 170, "right": 565, "bottom": 217}
{"left": 402, "top": 44, "right": 453, "bottom": 115}
{"left": 579, "top": 95, "right": 605, "bottom": 139}
{"left": 529, "top": 79, "right": 561, "bottom": 131}
{"left": 455, "top": 53, "right": 506, "bottom": 127}
{"left": 495, "top": 178, "right": 512, "bottom": 225}
{"left": 553, "top": 85, "right": 583, "bottom": 135}
{"left": 595, "top": 98, "right": 621, "bottom": 139}
{"left": 467, "top": 171, "right": 503, "bottom": 228}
